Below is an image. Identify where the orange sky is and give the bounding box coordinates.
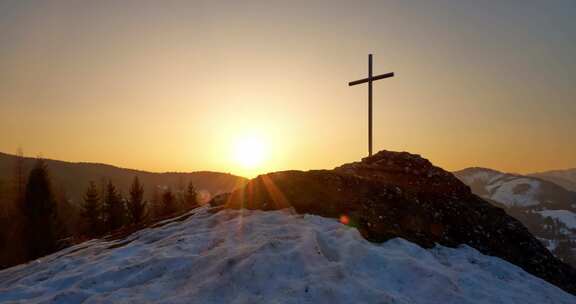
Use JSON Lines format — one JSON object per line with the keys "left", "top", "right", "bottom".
{"left": 1, "top": 1, "right": 575, "bottom": 177}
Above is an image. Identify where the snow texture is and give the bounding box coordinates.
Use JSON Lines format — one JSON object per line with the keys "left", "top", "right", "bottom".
{"left": 0, "top": 207, "right": 574, "bottom": 304}
{"left": 489, "top": 178, "right": 541, "bottom": 207}
{"left": 537, "top": 210, "right": 576, "bottom": 230}
{"left": 461, "top": 170, "right": 542, "bottom": 207}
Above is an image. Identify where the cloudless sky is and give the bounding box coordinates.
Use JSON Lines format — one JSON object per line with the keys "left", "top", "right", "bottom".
{"left": 0, "top": 0, "right": 575, "bottom": 177}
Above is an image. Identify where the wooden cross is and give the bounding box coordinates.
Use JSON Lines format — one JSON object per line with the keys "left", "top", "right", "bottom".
{"left": 348, "top": 54, "right": 394, "bottom": 156}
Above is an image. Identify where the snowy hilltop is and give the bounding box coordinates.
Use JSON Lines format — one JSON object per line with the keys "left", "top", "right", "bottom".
{"left": 0, "top": 207, "right": 574, "bottom": 304}
{"left": 215, "top": 150, "right": 576, "bottom": 294}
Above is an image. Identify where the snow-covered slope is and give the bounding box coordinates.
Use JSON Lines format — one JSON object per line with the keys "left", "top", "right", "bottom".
{"left": 0, "top": 207, "right": 573, "bottom": 304}
{"left": 455, "top": 167, "right": 576, "bottom": 267}
{"left": 456, "top": 168, "right": 542, "bottom": 207}
{"left": 537, "top": 210, "right": 576, "bottom": 230}
{"left": 455, "top": 167, "right": 576, "bottom": 209}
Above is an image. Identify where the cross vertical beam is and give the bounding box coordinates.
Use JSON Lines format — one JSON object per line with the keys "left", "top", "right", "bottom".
{"left": 348, "top": 54, "right": 395, "bottom": 157}
{"left": 368, "top": 54, "right": 373, "bottom": 156}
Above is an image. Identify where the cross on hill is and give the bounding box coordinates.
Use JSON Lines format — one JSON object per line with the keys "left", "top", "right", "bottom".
{"left": 348, "top": 54, "right": 395, "bottom": 156}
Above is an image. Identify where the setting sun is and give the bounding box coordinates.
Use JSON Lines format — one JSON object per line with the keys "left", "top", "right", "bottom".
{"left": 233, "top": 135, "right": 269, "bottom": 170}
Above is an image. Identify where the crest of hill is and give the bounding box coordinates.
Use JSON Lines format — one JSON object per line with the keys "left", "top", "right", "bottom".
{"left": 212, "top": 150, "right": 576, "bottom": 295}
{"left": 530, "top": 168, "right": 576, "bottom": 192}
{"left": 0, "top": 152, "right": 248, "bottom": 204}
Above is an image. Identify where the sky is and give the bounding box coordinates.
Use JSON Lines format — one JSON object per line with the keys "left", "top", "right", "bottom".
{"left": 0, "top": 0, "right": 575, "bottom": 177}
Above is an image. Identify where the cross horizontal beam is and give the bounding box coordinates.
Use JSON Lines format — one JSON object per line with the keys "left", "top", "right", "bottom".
{"left": 348, "top": 72, "right": 395, "bottom": 86}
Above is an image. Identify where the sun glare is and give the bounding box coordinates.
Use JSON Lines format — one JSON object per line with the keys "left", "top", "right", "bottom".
{"left": 233, "top": 135, "right": 268, "bottom": 169}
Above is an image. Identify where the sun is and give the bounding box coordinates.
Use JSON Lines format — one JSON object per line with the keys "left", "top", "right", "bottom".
{"left": 233, "top": 135, "right": 268, "bottom": 169}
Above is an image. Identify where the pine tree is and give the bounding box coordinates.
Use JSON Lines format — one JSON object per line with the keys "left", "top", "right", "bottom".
{"left": 81, "top": 181, "right": 101, "bottom": 236}
{"left": 103, "top": 181, "right": 125, "bottom": 232}
{"left": 13, "top": 147, "right": 25, "bottom": 209}
{"left": 22, "top": 159, "right": 59, "bottom": 259}
{"left": 10, "top": 147, "right": 27, "bottom": 262}
{"left": 127, "top": 177, "right": 146, "bottom": 224}
{"left": 161, "top": 188, "right": 176, "bottom": 216}
{"left": 184, "top": 181, "right": 198, "bottom": 209}
{"left": 150, "top": 185, "right": 160, "bottom": 219}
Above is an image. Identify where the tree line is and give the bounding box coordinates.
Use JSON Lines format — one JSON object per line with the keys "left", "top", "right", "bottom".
{"left": 0, "top": 153, "right": 200, "bottom": 268}
{"left": 81, "top": 175, "right": 198, "bottom": 237}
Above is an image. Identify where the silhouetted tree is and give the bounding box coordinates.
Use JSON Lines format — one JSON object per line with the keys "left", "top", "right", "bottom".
{"left": 127, "top": 177, "right": 146, "bottom": 224}
{"left": 184, "top": 181, "right": 198, "bottom": 209}
{"left": 81, "top": 181, "right": 101, "bottom": 236}
{"left": 13, "top": 147, "right": 25, "bottom": 209}
{"left": 151, "top": 185, "right": 162, "bottom": 219}
{"left": 161, "top": 188, "right": 176, "bottom": 216}
{"left": 22, "top": 159, "right": 59, "bottom": 259}
{"left": 103, "top": 181, "right": 125, "bottom": 231}
{"left": 6, "top": 147, "right": 27, "bottom": 264}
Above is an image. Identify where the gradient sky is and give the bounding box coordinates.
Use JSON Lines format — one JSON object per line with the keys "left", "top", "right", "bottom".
{"left": 0, "top": 0, "right": 575, "bottom": 177}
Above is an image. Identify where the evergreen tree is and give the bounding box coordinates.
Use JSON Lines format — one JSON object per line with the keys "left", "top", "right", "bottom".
{"left": 22, "top": 159, "right": 59, "bottom": 259}
{"left": 81, "top": 181, "right": 101, "bottom": 236}
{"left": 161, "top": 188, "right": 176, "bottom": 216}
{"left": 151, "top": 185, "right": 162, "bottom": 219}
{"left": 13, "top": 147, "right": 25, "bottom": 209}
{"left": 184, "top": 181, "right": 198, "bottom": 209}
{"left": 127, "top": 177, "right": 146, "bottom": 224}
{"left": 103, "top": 181, "right": 125, "bottom": 231}
{"left": 10, "top": 147, "right": 27, "bottom": 263}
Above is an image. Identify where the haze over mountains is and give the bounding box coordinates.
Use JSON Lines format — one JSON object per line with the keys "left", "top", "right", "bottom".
{"left": 530, "top": 169, "right": 576, "bottom": 192}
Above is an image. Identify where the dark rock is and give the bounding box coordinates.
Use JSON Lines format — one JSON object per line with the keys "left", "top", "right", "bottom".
{"left": 211, "top": 150, "right": 576, "bottom": 295}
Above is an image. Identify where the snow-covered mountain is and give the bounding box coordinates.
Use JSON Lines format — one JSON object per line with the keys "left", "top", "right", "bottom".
{"left": 455, "top": 167, "right": 576, "bottom": 267}
{"left": 0, "top": 207, "right": 574, "bottom": 304}
{"left": 454, "top": 167, "right": 576, "bottom": 209}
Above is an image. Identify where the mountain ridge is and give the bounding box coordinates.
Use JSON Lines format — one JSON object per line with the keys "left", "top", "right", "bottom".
{"left": 0, "top": 151, "right": 248, "bottom": 206}
{"left": 530, "top": 168, "right": 576, "bottom": 192}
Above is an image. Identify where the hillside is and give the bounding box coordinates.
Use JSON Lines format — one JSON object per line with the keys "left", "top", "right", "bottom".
{"left": 0, "top": 207, "right": 574, "bottom": 303}
{"left": 530, "top": 169, "right": 576, "bottom": 192}
{"left": 0, "top": 152, "right": 248, "bottom": 205}
{"left": 454, "top": 167, "right": 576, "bottom": 267}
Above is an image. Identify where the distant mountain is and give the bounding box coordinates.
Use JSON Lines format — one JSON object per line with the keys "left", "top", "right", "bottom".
{"left": 530, "top": 169, "right": 576, "bottom": 192}
{"left": 454, "top": 167, "right": 576, "bottom": 267}
{"left": 0, "top": 152, "right": 248, "bottom": 206}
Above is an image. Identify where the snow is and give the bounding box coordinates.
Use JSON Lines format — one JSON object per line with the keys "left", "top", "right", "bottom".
{"left": 0, "top": 207, "right": 574, "bottom": 304}
{"left": 457, "top": 169, "right": 544, "bottom": 207}
{"left": 537, "top": 210, "right": 576, "bottom": 230}
{"left": 540, "top": 238, "right": 559, "bottom": 251}
{"left": 487, "top": 178, "right": 541, "bottom": 207}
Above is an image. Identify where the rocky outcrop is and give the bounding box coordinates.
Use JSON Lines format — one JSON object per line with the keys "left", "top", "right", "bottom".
{"left": 212, "top": 150, "right": 576, "bottom": 295}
